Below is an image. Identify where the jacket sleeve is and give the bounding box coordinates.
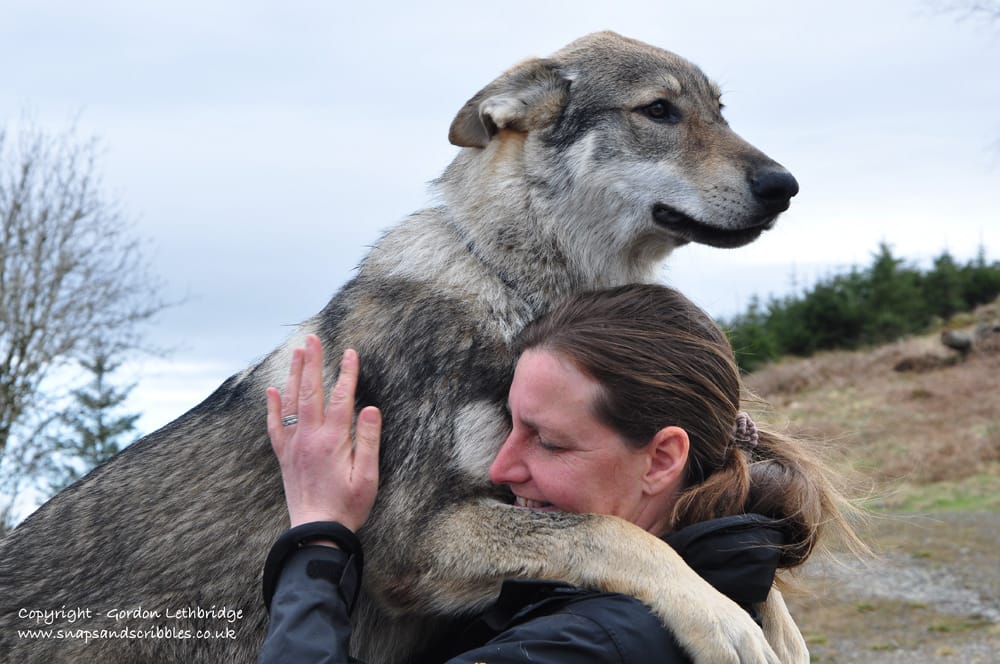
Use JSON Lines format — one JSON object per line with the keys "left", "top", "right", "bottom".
{"left": 443, "top": 593, "right": 692, "bottom": 664}
{"left": 257, "top": 544, "right": 362, "bottom": 664}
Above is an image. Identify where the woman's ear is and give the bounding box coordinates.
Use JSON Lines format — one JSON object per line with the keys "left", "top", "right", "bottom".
{"left": 642, "top": 426, "right": 689, "bottom": 496}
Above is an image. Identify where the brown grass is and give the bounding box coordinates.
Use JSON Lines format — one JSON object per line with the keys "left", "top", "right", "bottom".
{"left": 744, "top": 298, "right": 1000, "bottom": 491}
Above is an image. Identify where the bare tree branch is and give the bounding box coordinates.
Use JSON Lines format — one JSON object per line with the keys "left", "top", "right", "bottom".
{"left": 927, "top": 0, "right": 1000, "bottom": 23}
{"left": 0, "top": 120, "right": 170, "bottom": 455}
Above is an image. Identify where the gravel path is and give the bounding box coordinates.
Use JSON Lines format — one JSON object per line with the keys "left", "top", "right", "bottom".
{"left": 786, "top": 512, "right": 1000, "bottom": 663}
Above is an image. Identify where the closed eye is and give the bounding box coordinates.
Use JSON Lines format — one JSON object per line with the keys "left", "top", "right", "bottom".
{"left": 638, "top": 99, "right": 682, "bottom": 124}
{"left": 537, "top": 438, "right": 564, "bottom": 452}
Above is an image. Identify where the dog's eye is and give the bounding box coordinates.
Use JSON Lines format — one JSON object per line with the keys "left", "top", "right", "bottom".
{"left": 641, "top": 100, "right": 682, "bottom": 124}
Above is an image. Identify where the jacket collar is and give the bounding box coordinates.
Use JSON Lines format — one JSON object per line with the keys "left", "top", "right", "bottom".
{"left": 662, "top": 513, "right": 785, "bottom": 611}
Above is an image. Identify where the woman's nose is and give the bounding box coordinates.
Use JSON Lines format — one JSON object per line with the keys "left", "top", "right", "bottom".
{"left": 488, "top": 432, "right": 529, "bottom": 486}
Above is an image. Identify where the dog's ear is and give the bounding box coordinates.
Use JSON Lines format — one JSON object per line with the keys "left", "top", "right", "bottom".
{"left": 449, "top": 58, "right": 569, "bottom": 148}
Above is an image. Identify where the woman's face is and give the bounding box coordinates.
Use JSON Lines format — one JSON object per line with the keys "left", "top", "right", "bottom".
{"left": 488, "top": 349, "right": 678, "bottom": 533}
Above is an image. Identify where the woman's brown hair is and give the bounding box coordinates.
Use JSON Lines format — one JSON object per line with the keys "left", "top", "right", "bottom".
{"left": 515, "top": 283, "right": 864, "bottom": 567}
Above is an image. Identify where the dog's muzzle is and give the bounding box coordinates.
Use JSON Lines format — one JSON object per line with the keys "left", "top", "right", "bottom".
{"left": 653, "top": 166, "right": 799, "bottom": 249}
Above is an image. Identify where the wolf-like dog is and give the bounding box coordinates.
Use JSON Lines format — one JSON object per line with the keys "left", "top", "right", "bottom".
{"left": 1, "top": 32, "right": 802, "bottom": 663}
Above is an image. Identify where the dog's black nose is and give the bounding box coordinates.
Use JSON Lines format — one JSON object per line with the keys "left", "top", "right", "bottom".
{"left": 750, "top": 168, "right": 799, "bottom": 209}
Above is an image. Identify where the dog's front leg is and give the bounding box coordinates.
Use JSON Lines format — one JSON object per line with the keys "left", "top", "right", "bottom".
{"left": 759, "top": 589, "right": 809, "bottom": 663}
{"left": 368, "top": 499, "right": 781, "bottom": 664}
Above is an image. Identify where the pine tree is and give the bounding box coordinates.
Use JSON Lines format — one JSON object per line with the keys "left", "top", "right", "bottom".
{"left": 960, "top": 244, "right": 1000, "bottom": 308}
{"left": 726, "top": 295, "right": 779, "bottom": 373}
{"left": 922, "top": 250, "right": 966, "bottom": 320}
{"left": 44, "top": 348, "right": 140, "bottom": 492}
{"left": 863, "top": 242, "right": 927, "bottom": 344}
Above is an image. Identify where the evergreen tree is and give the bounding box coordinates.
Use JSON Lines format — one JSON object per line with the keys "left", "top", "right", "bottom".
{"left": 796, "top": 269, "right": 867, "bottom": 352}
{"left": 44, "top": 348, "right": 140, "bottom": 492}
{"left": 922, "top": 250, "right": 966, "bottom": 320}
{"left": 960, "top": 244, "right": 1000, "bottom": 308}
{"left": 863, "top": 242, "right": 926, "bottom": 343}
{"left": 721, "top": 242, "right": 1000, "bottom": 373}
{"left": 726, "top": 295, "right": 778, "bottom": 373}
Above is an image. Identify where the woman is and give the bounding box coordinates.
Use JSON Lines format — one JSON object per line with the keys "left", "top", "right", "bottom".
{"left": 258, "top": 284, "right": 861, "bottom": 663}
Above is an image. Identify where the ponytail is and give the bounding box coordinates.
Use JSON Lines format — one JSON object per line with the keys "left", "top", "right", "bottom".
{"left": 671, "top": 417, "right": 866, "bottom": 568}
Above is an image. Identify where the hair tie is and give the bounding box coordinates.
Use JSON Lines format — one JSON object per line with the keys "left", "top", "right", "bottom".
{"left": 733, "top": 411, "right": 759, "bottom": 449}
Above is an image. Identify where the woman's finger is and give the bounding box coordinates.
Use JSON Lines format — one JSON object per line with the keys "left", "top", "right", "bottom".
{"left": 282, "top": 346, "right": 305, "bottom": 422}
{"left": 298, "top": 334, "right": 325, "bottom": 429}
{"left": 353, "top": 406, "right": 382, "bottom": 486}
{"left": 327, "top": 348, "right": 359, "bottom": 430}
{"left": 265, "top": 386, "right": 284, "bottom": 454}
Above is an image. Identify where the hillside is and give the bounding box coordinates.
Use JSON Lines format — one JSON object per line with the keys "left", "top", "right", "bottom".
{"left": 744, "top": 298, "right": 1000, "bottom": 661}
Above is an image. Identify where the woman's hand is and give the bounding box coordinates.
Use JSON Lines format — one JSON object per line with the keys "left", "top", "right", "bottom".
{"left": 266, "top": 334, "right": 381, "bottom": 533}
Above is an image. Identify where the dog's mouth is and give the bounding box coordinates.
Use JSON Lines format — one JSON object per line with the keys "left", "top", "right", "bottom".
{"left": 651, "top": 204, "right": 776, "bottom": 249}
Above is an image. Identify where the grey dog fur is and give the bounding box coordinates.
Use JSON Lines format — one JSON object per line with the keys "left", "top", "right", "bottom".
{"left": 0, "top": 32, "right": 801, "bottom": 663}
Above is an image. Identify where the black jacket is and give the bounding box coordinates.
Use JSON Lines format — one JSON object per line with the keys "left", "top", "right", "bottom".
{"left": 258, "top": 514, "right": 784, "bottom": 663}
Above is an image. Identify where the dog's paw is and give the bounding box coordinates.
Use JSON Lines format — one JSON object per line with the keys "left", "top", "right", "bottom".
{"left": 657, "top": 590, "right": 779, "bottom": 664}
{"left": 760, "top": 589, "right": 810, "bottom": 664}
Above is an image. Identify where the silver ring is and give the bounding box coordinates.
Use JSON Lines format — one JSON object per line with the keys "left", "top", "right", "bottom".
{"left": 281, "top": 414, "right": 299, "bottom": 427}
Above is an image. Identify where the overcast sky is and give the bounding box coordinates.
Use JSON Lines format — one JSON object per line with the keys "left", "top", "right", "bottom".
{"left": 3, "top": 0, "right": 998, "bottom": 435}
